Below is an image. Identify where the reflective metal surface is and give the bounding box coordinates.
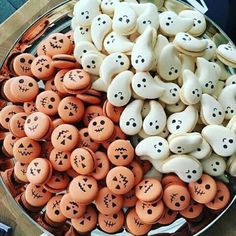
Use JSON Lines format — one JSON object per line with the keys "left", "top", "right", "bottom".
{"left": 0, "top": 0, "right": 235, "bottom": 235}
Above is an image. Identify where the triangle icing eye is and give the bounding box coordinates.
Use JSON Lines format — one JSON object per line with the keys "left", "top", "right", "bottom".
{"left": 67, "top": 135, "right": 72, "bottom": 140}
{"left": 28, "top": 143, "right": 33, "bottom": 148}
{"left": 115, "top": 185, "right": 121, "bottom": 189}
{"left": 19, "top": 143, "right": 24, "bottom": 148}
{"left": 61, "top": 140, "right": 66, "bottom": 145}
{"left": 98, "top": 163, "right": 102, "bottom": 168}
{"left": 69, "top": 112, "right": 73, "bottom": 116}
{"left": 82, "top": 163, "right": 86, "bottom": 168}
{"left": 37, "top": 169, "right": 41, "bottom": 174}
{"left": 38, "top": 67, "right": 42, "bottom": 72}
{"left": 113, "top": 177, "right": 118, "bottom": 181}
{"left": 79, "top": 76, "right": 84, "bottom": 79}
{"left": 87, "top": 216, "right": 91, "bottom": 221}
{"left": 112, "top": 202, "right": 117, "bottom": 207}
{"left": 111, "top": 195, "right": 116, "bottom": 199}
{"left": 58, "top": 160, "right": 63, "bottom": 165}
{"left": 80, "top": 220, "right": 84, "bottom": 225}
{"left": 59, "top": 39, "right": 63, "bottom": 43}
{"left": 81, "top": 155, "right": 85, "bottom": 161}
{"left": 219, "top": 196, "right": 224, "bottom": 201}
{"left": 83, "top": 178, "right": 88, "bottom": 182}
{"left": 45, "top": 64, "right": 50, "bottom": 69}
{"left": 73, "top": 210, "right": 78, "bottom": 214}
{"left": 64, "top": 106, "right": 69, "bottom": 110}
{"left": 139, "top": 186, "right": 143, "bottom": 190}
{"left": 189, "top": 207, "right": 193, "bottom": 212}
{"left": 66, "top": 206, "right": 70, "bottom": 211}
{"left": 87, "top": 184, "right": 92, "bottom": 189}
{"left": 52, "top": 36, "right": 57, "bottom": 40}
{"left": 34, "top": 162, "right": 39, "bottom": 167}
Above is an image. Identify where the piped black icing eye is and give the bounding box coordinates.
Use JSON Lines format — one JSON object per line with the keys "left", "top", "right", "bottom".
{"left": 100, "top": 120, "right": 105, "bottom": 125}
{"left": 84, "top": 132, "right": 89, "bottom": 137}
{"left": 93, "top": 121, "right": 97, "bottom": 126}
{"left": 27, "top": 118, "right": 31, "bottom": 124}
{"left": 34, "top": 116, "right": 38, "bottom": 121}
{"left": 205, "top": 184, "right": 210, "bottom": 190}
{"left": 19, "top": 79, "right": 24, "bottom": 83}
{"left": 113, "top": 214, "right": 118, "bottom": 219}
{"left": 20, "top": 58, "right": 25, "bottom": 63}
{"left": 28, "top": 59, "right": 33, "bottom": 64}
{"left": 29, "top": 83, "right": 33, "bottom": 87}
{"left": 197, "top": 179, "right": 202, "bottom": 184}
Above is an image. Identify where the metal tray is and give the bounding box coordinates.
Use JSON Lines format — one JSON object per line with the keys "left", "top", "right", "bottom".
{"left": 0, "top": 0, "right": 235, "bottom": 235}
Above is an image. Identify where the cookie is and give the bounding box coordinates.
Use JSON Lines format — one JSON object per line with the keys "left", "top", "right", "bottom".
{"left": 51, "top": 54, "right": 77, "bottom": 69}
{"left": 107, "top": 139, "right": 134, "bottom": 166}
{"left": 9, "top": 112, "right": 27, "bottom": 137}
{"left": 13, "top": 162, "right": 29, "bottom": 183}
{"left": 69, "top": 175, "right": 98, "bottom": 204}
{"left": 106, "top": 166, "right": 134, "bottom": 195}
{"left": 23, "top": 101, "right": 38, "bottom": 114}
{"left": 107, "top": 70, "right": 133, "bottom": 107}
{"left": 159, "top": 11, "right": 193, "bottom": 36}
{"left": 60, "top": 193, "right": 86, "bottom": 219}
{"left": 91, "top": 151, "right": 110, "bottom": 180}
{"left": 26, "top": 158, "right": 53, "bottom": 184}
{"left": 24, "top": 112, "right": 52, "bottom": 140}
{"left": 136, "top": 200, "right": 164, "bottom": 224}
{"left": 135, "top": 136, "right": 169, "bottom": 160}
{"left": 163, "top": 183, "right": 190, "bottom": 211}
{"left": 13, "top": 137, "right": 41, "bottom": 164}
{"left": 202, "top": 125, "right": 236, "bottom": 157}
{"left": 200, "top": 94, "right": 225, "bottom": 125}
{"left": 157, "top": 43, "right": 181, "bottom": 81}
{"left": 123, "top": 188, "right": 138, "bottom": 208}
{"left": 156, "top": 207, "right": 178, "bottom": 225}
{"left": 180, "top": 69, "right": 202, "bottom": 105}
{"left": 95, "top": 187, "right": 123, "bottom": 214}
{"left": 98, "top": 210, "right": 124, "bottom": 233}
{"left": 70, "top": 147, "right": 96, "bottom": 175}
{"left": 179, "top": 201, "right": 204, "bottom": 221}
{"left": 2, "top": 132, "right": 19, "bottom": 157}
{"left": 125, "top": 208, "right": 152, "bottom": 236}
{"left": 217, "top": 43, "right": 236, "bottom": 68}
{"left": 31, "top": 55, "right": 55, "bottom": 79}
{"left": 161, "top": 155, "right": 203, "bottom": 183}
{"left": 135, "top": 177, "right": 162, "bottom": 202}
{"left": 88, "top": 116, "right": 114, "bottom": 143}
{"left": 179, "top": 10, "right": 206, "bottom": 36}
{"left": 83, "top": 105, "right": 103, "bottom": 126}
{"left": 167, "top": 105, "right": 198, "bottom": 134}
{"left": 35, "top": 90, "right": 61, "bottom": 116}
{"left": 54, "top": 69, "right": 70, "bottom": 95}
{"left": 190, "top": 138, "right": 212, "bottom": 160}
{"left": 202, "top": 39, "right": 217, "bottom": 60}
{"left": 103, "top": 100, "right": 124, "bottom": 124}
{"left": 168, "top": 132, "right": 203, "bottom": 154}
{"left": 127, "top": 160, "right": 143, "bottom": 186}
{"left": 131, "top": 72, "right": 165, "bottom": 99}
{"left": 13, "top": 53, "right": 35, "bottom": 76}
{"left": 49, "top": 149, "right": 71, "bottom": 172}
{"left": 74, "top": 25, "right": 92, "bottom": 44}
{"left": 188, "top": 174, "right": 217, "bottom": 204}
{"left": 51, "top": 124, "right": 80, "bottom": 151}
{"left": 76, "top": 89, "right": 102, "bottom": 104}
{"left": 119, "top": 99, "right": 143, "bottom": 135}
{"left": 58, "top": 96, "right": 85, "bottom": 123}
{"left": 201, "top": 154, "right": 226, "bottom": 177}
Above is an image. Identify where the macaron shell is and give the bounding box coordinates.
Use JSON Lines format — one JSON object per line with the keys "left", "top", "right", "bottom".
{"left": 163, "top": 184, "right": 191, "bottom": 211}
{"left": 179, "top": 201, "right": 204, "bottom": 220}
{"left": 26, "top": 158, "right": 53, "bottom": 184}
{"left": 63, "top": 69, "right": 91, "bottom": 90}
{"left": 106, "top": 166, "right": 135, "bottom": 195}
{"left": 24, "top": 112, "right": 51, "bottom": 140}
{"left": 161, "top": 174, "right": 185, "bottom": 187}
{"left": 71, "top": 205, "right": 98, "bottom": 234}
{"left": 127, "top": 161, "right": 143, "bottom": 186}
{"left": 95, "top": 187, "right": 123, "bottom": 214}
{"left": 98, "top": 211, "right": 124, "bottom": 233}
{"left": 69, "top": 175, "right": 98, "bottom": 204}
{"left": 54, "top": 69, "right": 70, "bottom": 95}
{"left": 25, "top": 183, "right": 52, "bottom": 207}
{"left": 49, "top": 148, "right": 71, "bottom": 172}
{"left": 88, "top": 116, "right": 115, "bottom": 143}
{"left": 51, "top": 124, "right": 80, "bottom": 151}
{"left": 91, "top": 151, "right": 110, "bottom": 180}
{"left": 51, "top": 54, "right": 77, "bottom": 69}
{"left": 135, "top": 199, "right": 165, "bottom": 224}
{"left": 13, "top": 137, "right": 41, "bottom": 164}
{"left": 0, "top": 105, "right": 24, "bottom": 129}
{"left": 10, "top": 76, "right": 39, "bottom": 102}
{"left": 40, "top": 141, "right": 54, "bottom": 159}
{"left": 188, "top": 174, "right": 217, "bottom": 204}
{"left": 37, "top": 40, "right": 49, "bottom": 56}
{"left": 107, "top": 139, "right": 134, "bottom": 166}
{"left": 83, "top": 105, "right": 103, "bottom": 126}
{"left": 156, "top": 207, "right": 178, "bottom": 225}
{"left": 58, "top": 96, "right": 84, "bottom": 123}
{"left": 13, "top": 53, "right": 35, "bottom": 76}
{"left": 60, "top": 193, "right": 86, "bottom": 219}
{"left": 9, "top": 112, "right": 27, "bottom": 137}
{"left": 205, "top": 181, "right": 231, "bottom": 211}
{"left": 135, "top": 178, "right": 163, "bottom": 202}
{"left": 76, "top": 89, "right": 102, "bottom": 105}
{"left": 35, "top": 90, "right": 61, "bottom": 116}
{"left": 31, "top": 55, "right": 55, "bottom": 79}
{"left": 123, "top": 188, "right": 138, "bottom": 208}
{"left": 70, "top": 148, "right": 95, "bottom": 175}
{"left": 45, "top": 195, "right": 67, "bottom": 223}
{"left": 23, "top": 101, "right": 38, "bottom": 114}
{"left": 2, "top": 79, "right": 19, "bottom": 103}
{"left": 125, "top": 208, "right": 152, "bottom": 236}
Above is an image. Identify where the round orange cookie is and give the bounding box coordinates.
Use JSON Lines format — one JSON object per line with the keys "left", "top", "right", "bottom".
{"left": 103, "top": 100, "right": 124, "bottom": 124}
{"left": 123, "top": 188, "right": 138, "bottom": 208}
{"left": 83, "top": 105, "right": 103, "bottom": 126}
{"left": 13, "top": 53, "right": 35, "bottom": 76}
{"left": 23, "top": 101, "right": 38, "bottom": 114}
{"left": 179, "top": 201, "right": 204, "bottom": 220}
{"left": 156, "top": 207, "right": 178, "bottom": 225}
{"left": 9, "top": 112, "right": 27, "bottom": 137}
{"left": 51, "top": 54, "right": 77, "bottom": 69}
{"left": 106, "top": 166, "right": 134, "bottom": 195}
{"left": 2, "top": 132, "right": 19, "bottom": 156}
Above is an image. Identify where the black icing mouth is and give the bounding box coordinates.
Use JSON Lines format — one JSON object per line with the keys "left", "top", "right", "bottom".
{"left": 31, "top": 189, "right": 43, "bottom": 199}
{"left": 18, "top": 85, "right": 29, "bottom": 92}
{"left": 194, "top": 186, "right": 205, "bottom": 195}
{"left": 20, "top": 66, "right": 30, "bottom": 73}
{"left": 18, "top": 150, "right": 33, "bottom": 156}
{"left": 120, "top": 174, "right": 128, "bottom": 187}
{"left": 104, "top": 194, "right": 110, "bottom": 208}
{"left": 95, "top": 127, "right": 104, "bottom": 133}
{"left": 17, "top": 120, "right": 24, "bottom": 130}
{"left": 144, "top": 184, "right": 153, "bottom": 193}
{"left": 49, "top": 42, "right": 62, "bottom": 49}
{"left": 80, "top": 141, "right": 89, "bottom": 147}
{"left": 104, "top": 220, "right": 115, "bottom": 227}
{"left": 134, "top": 217, "right": 144, "bottom": 227}
{"left": 78, "top": 182, "right": 86, "bottom": 192}
{"left": 28, "top": 124, "right": 38, "bottom": 132}
{"left": 115, "top": 147, "right": 127, "bottom": 151}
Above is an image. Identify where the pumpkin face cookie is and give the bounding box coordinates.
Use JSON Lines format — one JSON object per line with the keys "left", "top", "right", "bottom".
{"left": 2, "top": 133, "right": 19, "bottom": 157}
{"left": 106, "top": 166, "right": 134, "bottom": 195}
{"left": 83, "top": 105, "right": 103, "bottom": 126}
{"left": 13, "top": 137, "right": 41, "bottom": 164}
{"left": 98, "top": 211, "right": 124, "bottom": 234}
{"left": 13, "top": 53, "right": 35, "bottom": 76}
{"left": 49, "top": 149, "right": 71, "bottom": 172}
{"left": 9, "top": 112, "right": 27, "bottom": 137}
{"left": 69, "top": 175, "right": 98, "bottom": 204}
{"left": 88, "top": 116, "right": 115, "bottom": 143}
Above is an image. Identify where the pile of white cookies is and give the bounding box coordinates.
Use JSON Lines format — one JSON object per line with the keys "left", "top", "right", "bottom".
{"left": 72, "top": 0, "right": 236, "bottom": 183}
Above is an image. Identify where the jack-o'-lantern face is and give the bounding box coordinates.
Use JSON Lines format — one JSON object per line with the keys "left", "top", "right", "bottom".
{"left": 188, "top": 174, "right": 217, "bottom": 204}
{"left": 157, "top": 207, "right": 178, "bottom": 225}
{"left": 60, "top": 193, "right": 86, "bottom": 219}
{"left": 9, "top": 112, "right": 27, "bottom": 137}
{"left": 98, "top": 211, "right": 124, "bottom": 233}
{"left": 54, "top": 150, "right": 69, "bottom": 166}
{"left": 13, "top": 137, "right": 41, "bottom": 164}
{"left": 71, "top": 205, "right": 98, "bottom": 233}
{"left": 24, "top": 101, "right": 38, "bottom": 114}
{"left": 108, "top": 139, "right": 134, "bottom": 166}
{"left": 25, "top": 183, "right": 52, "bottom": 207}
{"left": 179, "top": 201, "right": 204, "bottom": 220}
{"left": 13, "top": 53, "right": 35, "bottom": 76}
{"left": 79, "top": 128, "right": 99, "bottom": 152}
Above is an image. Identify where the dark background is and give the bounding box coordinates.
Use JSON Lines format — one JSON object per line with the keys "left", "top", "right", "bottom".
{"left": 0, "top": 0, "right": 235, "bottom": 42}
